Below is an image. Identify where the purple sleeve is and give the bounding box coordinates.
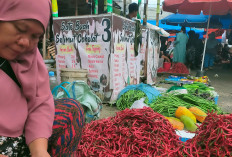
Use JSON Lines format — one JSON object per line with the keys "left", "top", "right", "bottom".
{"left": 24, "top": 94, "right": 55, "bottom": 145}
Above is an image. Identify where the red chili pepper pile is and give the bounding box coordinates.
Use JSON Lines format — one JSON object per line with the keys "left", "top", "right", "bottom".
{"left": 76, "top": 107, "right": 183, "bottom": 157}
{"left": 168, "top": 63, "right": 189, "bottom": 74}
{"left": 182, "top": 112, "right": 232, "bottom": 157}
{"left": 158, "top": 63, "right": 189, "bottom": 74}
{"left": 157, "top": 67, "right": 166, "bottom": 73}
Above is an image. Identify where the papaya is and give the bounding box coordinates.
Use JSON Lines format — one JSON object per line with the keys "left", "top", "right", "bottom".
{"left": 188, "top": 107, "right": 207, "bottom": 123}
{"left": 165, "top": 117, "right": 181, "bottom": 122}
{"left": 165, "top": 117, "right": 184, "bottom": 130}
{"left": 180, "top": 115, "right": 198, "bottom": 132}
{"left": 175, "top": 106, "right": 197, "bottom": 123}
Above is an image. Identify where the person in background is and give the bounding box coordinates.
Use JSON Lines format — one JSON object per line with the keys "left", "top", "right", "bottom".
{"left": 195, "top": 33, "right": 204, "bottom": 68}
{"left": 0, "top": 0, "right": 84, "bottom": 156}
{"left": 166, "top": 41, "right": 174, "bottom": 57}
{"left": 204, "top": 32, "right": 218, "bottom": 70}
{"left": 126, "top": 3, "right": 138, "bottom": 20}
{"left": 221, "top": 44, "right": 232, "bottom": 68}
{"left": 186, "top": 30, "right": 197, "bottom": 68}
{"left": 186, "top": 30, "right": 196, "bottom": 49}
{"left": 160, "top": 37, "right": 170, "bottom": 62}
{"left": 160, "top": 37, "right": 168, "bottom": 54}
{"left": 173, "top": 26, "right": 188, "bottom": 64}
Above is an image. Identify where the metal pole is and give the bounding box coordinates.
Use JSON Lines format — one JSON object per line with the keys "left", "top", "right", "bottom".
{"left": 143, "top": 0, "right": 148, "bottom": 26}
{"left": 156, "top": 0, "right": 160, "bottom": 26}
{"left": 201, "top": 4, "right": 212, "bottom": 71}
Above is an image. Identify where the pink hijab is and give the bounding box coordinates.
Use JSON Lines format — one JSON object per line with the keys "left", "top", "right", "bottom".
{"left": 0, "top": 0, "right": 54, "bottom": 144}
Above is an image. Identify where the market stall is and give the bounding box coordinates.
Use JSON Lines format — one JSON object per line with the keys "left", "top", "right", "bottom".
{"left": 52, "top": 13, "right": 162, "bottom": 102}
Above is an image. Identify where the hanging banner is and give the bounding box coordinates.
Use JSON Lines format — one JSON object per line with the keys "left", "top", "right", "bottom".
{"left": 147, "top": 29, "right": 159, "bottom": 85}
{"left": 53, "top": 15, "right": 112, "bottom": 102}
{"left": 139, "top": 28, "right": 148, "bottom": 79}
{"left": 111, "top": 15, "right": 141, "bottom": 101}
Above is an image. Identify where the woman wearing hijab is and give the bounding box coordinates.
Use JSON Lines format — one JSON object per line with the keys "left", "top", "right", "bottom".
{"left": 204, "top": 32, "right": 218, "bottom": 70}
{"left": 173, "top": 26, "right": 188, "bottom": 64}
{"left": 0, "top": 0, "right": 84, "bottom": 156}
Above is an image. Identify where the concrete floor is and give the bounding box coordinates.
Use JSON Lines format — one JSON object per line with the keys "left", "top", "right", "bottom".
{"left": 205, "top": 65, "right": 232, "bottom": 113}
{"left": 100, "top": 65, "right": 232, "bottom": 119}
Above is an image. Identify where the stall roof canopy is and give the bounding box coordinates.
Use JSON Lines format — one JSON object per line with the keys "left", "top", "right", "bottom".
{"left": 144, "top": 20, "right": 205, "bottom": 38}
{"left": 146, "top": 20, "right": 204, "bottom": 32}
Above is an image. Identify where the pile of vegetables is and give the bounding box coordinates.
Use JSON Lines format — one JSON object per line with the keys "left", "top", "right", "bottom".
{"left": 158, "top": 63, "right": 189, "bottom": 74}
{"left": 183, "top": 82, "right": 215, "bottom": 101}
{"left": 182, "top": 112, "right": 232, "bottom": 156}
{"left": 150, "top": 94, "right": 224, "bottom": 117}
{"left": 116, "top": 90, "right": 149, "bottom": 110}
{"left": 76, "top": 108, "right": 183, "bottom": 156}
{"left": 168, "top": 63, "right": 189, "bottom": 74}
{"left": 166, "top": 106, "right": 207, "bottom": 132}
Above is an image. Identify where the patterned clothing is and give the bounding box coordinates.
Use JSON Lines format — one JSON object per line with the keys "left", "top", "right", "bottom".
{"left": 0, "top": 98, "right": 85, "bottom": 157}
{"left": 0, "top": 136, "right": 30, "bottom": 157}
{"left": 48, "top": 98, "right": 85, "bottom": 156}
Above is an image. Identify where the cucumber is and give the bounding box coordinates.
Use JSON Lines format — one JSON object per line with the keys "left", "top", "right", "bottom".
{"left": 180, "top": 115, "right": 198, "bottom": 132}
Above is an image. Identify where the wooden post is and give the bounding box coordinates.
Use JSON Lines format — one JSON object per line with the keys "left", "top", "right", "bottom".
{"left": 144, "top": 31, "right": 149, "bottom": 79}
{"left": 123, "top": 0, "right": 126, "bottom": 16}
{"left": 104, "top": 0, "right": 107, "bottom": 12}
{"left": 42, "top": 31, "right": 46, "bottom": 59}
{"left": 75, "top": 0, "right": 78, "bottom": 16}
{"left": 143, "top": 0, "right": 148, "bottom": 26}
{"left": 156, "top": 0, "right": 160, "bottom": 26}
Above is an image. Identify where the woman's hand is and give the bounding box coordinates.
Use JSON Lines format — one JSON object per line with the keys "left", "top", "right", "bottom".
{"left": 29, "top": 138, "right": 50, "bottom": 157}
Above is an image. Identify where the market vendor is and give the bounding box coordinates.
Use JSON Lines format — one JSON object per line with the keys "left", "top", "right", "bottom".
{"left": 126, "top": 3, "right": 138, "bottom": 20}
{"left": 0, "top": 0, "right": 84, "bottom": 156}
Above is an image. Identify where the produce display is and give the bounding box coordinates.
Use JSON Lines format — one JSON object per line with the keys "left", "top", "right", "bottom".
{"left": 183, "top": 82, "right": 215, "bottom": 101}
{"left": 180, "top": 115, "right": 198, "bottom": 132}
{"left": 158, "top": 63, "right": 189, "bottom": 74}
{"left": 186, "top": 76, "right": 209, "bottom": 84}
{"left": 76, "top": 108, "right": 183, "bottom": 156}
{"left": 188, "top": 107, "right": 207, "bottom": 123}
{"left": 75, "top": 109, "right": 231, "bottom": 156}
{"left": 175, "top": 106, "right": 197, "bottom": 123}
{"left": 165, "top": 117, "right": 184, "bottom": 130}
{"left": 182, "top": 112, "right": 232, "bottom": 156}
{"left": 168, "top": 63, "right": 189, "bottom": 74}
{"left": 116, "top": 90, "right": 149, "bottom": 110}
{"left": 150, "top": 94, "right": 224, "bottom": 117}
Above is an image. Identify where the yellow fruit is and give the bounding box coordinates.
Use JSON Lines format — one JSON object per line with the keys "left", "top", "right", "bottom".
{"left": 165, "top": 117, "right": 181, "bottom": 122}
{"left": 165, "top": 117, "right": 184, "bottom": 130}
{"left": 175, "top": 106, "right": 197, "bottom": 123}
{"left": 188, "top": 107, "right": 207, "bottom": 123}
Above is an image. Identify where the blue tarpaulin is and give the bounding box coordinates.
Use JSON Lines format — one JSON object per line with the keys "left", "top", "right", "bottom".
{"left": 143, "top": 20, "right": 205, "bottom": 39}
